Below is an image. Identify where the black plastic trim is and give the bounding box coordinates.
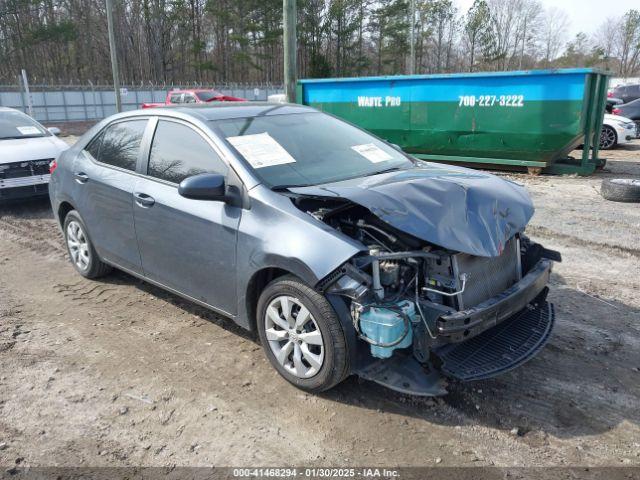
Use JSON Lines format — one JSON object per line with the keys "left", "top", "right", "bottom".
{"left": 434, "top": 302, "right": 554, "bottom": 381}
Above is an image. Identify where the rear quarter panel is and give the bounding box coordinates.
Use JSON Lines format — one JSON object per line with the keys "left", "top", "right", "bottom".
{"left": 49, "top": 148, "right": 78, "bottom": 226}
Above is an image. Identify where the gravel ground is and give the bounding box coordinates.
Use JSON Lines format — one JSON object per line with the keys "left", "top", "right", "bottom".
{"left": 0, "top": 137, "right": 639, "bottom": 469}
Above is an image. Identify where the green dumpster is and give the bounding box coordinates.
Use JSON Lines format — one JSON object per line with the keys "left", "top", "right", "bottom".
{"left": 296, "top": 68, "right": 610, "bottom": 175}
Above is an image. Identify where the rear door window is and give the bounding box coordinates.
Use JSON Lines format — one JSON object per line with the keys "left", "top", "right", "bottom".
{"left": 146, "top": 120, "right": 227, "bottom": 184}
{"left": 86, "top": 120, "right": 147, "bottom": 171}
{"left": 85, "top": 132, "right": 104, "bottom": 160}
{"left": 616, "top": 86, "right": 627, "bottom": 96}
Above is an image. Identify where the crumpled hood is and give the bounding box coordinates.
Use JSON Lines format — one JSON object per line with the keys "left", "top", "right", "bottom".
{"left": 0, "top": 136, "right": 68, "bottom": 165}
{"left": 290, "top": 163, "right": 534, "bottom": 257}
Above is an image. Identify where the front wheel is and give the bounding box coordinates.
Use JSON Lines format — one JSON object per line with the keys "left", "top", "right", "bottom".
{"left": 257, "top": 275, "right": 349, "bottom": 392}
{"left": 600, "top": 125, "right": 617, "bottom": 150}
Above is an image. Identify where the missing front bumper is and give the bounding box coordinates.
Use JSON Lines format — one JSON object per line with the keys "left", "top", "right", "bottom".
{"left": 348, "top": 256, "right": 555, "bottom": 395}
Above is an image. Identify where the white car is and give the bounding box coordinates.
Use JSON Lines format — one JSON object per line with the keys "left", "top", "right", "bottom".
{"left": 0, "top": 107, "right": 69, "bottom": 200}
{"left": 600, "top": 113, "right": 637, "bottom": 150}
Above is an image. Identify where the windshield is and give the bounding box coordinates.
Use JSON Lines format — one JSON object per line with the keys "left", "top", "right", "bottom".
{"left": 195, "top": 90, "right": 223, "bottom": 102}
{"left": 0, "top": 110, "right": 48, "bottom": 140}
{"left": 212, "top": 112, "right": 413, "bottom": 187}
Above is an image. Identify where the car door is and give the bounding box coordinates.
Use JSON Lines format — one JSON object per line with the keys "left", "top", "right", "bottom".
{"left": 75, "top": 118, "right": 149, "bottom": 273}
{"left": 132, "top": 118, "right": 241, "bottom": 315}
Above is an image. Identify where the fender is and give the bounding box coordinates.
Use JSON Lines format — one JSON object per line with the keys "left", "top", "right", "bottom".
{"left": 233, "top": 189, "right": 364, "bottom": 330}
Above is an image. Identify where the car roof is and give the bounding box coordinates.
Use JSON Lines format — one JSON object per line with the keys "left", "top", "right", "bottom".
{"left": 170, "top": 89, "right": 220, "bottom": 93}
{"left": 126, "top": 102, "right": 316, "bottom": 121}
{"left": 0, "top": 107, "right": 22, "bottom": 113}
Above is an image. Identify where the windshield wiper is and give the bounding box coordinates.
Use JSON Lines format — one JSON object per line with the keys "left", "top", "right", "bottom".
{"left": 272, "top": 167, "right": 406, "bottom": 191}
{"left": 0, "top": 135, "right": 44, "bottom": 140}
{"left": 271, "top": 183, "right": 314, "bottom": 191}
{"left": 364, "top": 166, "right": 404, "bottom": 177}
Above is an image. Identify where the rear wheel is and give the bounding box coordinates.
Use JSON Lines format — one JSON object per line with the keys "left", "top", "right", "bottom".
{"left": 600, "top": 125, "right": 617, "bottom": 150}
{"left": 257, "top": 275, "right": 349, "bottom": 392}
{"left": 63, "top": 210, "right": 112, "bottom": 278}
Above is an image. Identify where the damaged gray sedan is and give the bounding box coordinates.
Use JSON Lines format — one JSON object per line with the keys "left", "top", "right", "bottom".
{"left": 49, "top": 103, "right": 560, "bottom": 396}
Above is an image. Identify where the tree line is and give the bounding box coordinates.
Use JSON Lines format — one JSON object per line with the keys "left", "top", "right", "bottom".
{"left": 1, "top": 0, "right": 639, "bottom": 85}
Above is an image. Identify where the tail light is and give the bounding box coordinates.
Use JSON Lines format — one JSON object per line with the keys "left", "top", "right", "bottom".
{"left": 607, "top": 91, "right": 613, "bottom": 97}
{"left": 49, "top": 159, "right": 58, "bottom": 174}
{"left": 612, "top": 108, "right": 621, "bottom": 115}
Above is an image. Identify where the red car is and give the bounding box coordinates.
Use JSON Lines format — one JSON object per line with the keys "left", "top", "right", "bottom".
{"left": 141, "top": 89, "right": 246, "bottom": 109}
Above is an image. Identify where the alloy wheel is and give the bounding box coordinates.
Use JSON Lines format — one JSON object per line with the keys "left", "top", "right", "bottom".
{"left": 600, "top": 126, "right": 616, "bottom": 149}
{"left": 264, "top": 295, "right": 325, "bottom": 379}
{"left": 66, "top": 220, "right": 90, "bottom": 271}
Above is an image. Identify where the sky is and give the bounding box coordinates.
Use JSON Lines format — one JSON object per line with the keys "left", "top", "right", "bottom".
{"left": 454, "top": 0, "right": 638, "bottom": 37}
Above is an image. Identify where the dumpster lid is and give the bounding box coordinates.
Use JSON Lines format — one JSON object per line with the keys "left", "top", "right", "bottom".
{"left": 289, "top": 163, "right": 534, "bottom": 257}
{"left": 298, "top": 68, "right": 611, "bottom": 84}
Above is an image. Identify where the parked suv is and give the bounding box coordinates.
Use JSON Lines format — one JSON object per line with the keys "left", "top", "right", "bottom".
{"left": 611, "top": 84, "right": 640, "bottom": 104}
{"left": 49, "top": 103, "right": 559, "bottom": 396}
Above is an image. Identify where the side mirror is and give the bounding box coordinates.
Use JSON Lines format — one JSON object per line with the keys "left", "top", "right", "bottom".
{"left": 178, "top": 173, "right": 226, "bottom": 201}
{"left": 48, "top": 127, "right": 61, "bottom": 136}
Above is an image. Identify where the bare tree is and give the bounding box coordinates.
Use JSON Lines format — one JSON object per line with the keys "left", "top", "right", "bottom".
{"left": 614, "top": 9, "right": 640, "bottom": 78}
{"left": 0, "top": 0, "right": 638, "bottom": 84}
{"left": 540, "top": 7, "right": 570, "bottom": 66}
{"left": 593, "top": 17, "right": 618, "bottom": 71}
{"left": 463, "top": 0, "right": 490, "bottom": 72}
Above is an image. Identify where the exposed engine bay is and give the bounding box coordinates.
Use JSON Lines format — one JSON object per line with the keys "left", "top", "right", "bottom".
{"left": 291, "top": 194, "right": 560, "bottom": 393}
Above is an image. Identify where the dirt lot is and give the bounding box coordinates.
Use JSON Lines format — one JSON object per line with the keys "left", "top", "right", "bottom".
{"left": 1, "top": 138, "right": 639, "bottom": 469}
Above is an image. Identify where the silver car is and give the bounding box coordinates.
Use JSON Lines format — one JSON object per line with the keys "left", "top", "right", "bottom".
{"left": 49, "top": 103, "right": 559, "bottom": 395}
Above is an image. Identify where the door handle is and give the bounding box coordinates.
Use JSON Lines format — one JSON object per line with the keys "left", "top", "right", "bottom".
{"left": 74, "top": 172, "right": 89, "bottom": 183}
{"left": 134, "top": 192, "right": 155, "bottom": 207}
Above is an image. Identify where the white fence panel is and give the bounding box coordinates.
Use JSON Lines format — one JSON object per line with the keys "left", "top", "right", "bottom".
{"left": 0, "top": 85, "right": 285, "bottom": 123}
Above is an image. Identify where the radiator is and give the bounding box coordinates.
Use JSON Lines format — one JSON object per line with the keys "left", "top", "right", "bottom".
{"left": 452, "top": 237, "right": 520, "bottom": 309}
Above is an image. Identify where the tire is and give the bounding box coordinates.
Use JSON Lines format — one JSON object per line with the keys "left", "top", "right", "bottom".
{"left": 257, "top": 275, "right": 349, "bottom": 393}
{"left": 600, "top": 179, "right": 640, "bottom": 203}
{"left": 63, "top": 210, "right": 112, "bottom": 278}
{"left": 599, "top": 125, "right": 617, "bottom": 150}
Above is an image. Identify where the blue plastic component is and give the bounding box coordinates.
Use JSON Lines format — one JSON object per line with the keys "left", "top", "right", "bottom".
{"left": 359, "top": 300, "right": 414, "bottom": 359}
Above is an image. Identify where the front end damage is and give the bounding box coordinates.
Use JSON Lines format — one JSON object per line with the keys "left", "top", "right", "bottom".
{"left": 288, "top": 170, "right": 561, "bottom": 395}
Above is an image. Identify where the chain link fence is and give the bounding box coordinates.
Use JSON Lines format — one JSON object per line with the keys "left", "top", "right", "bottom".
{"left": 0, "top": 83, "right": 285, "bottom": 123}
